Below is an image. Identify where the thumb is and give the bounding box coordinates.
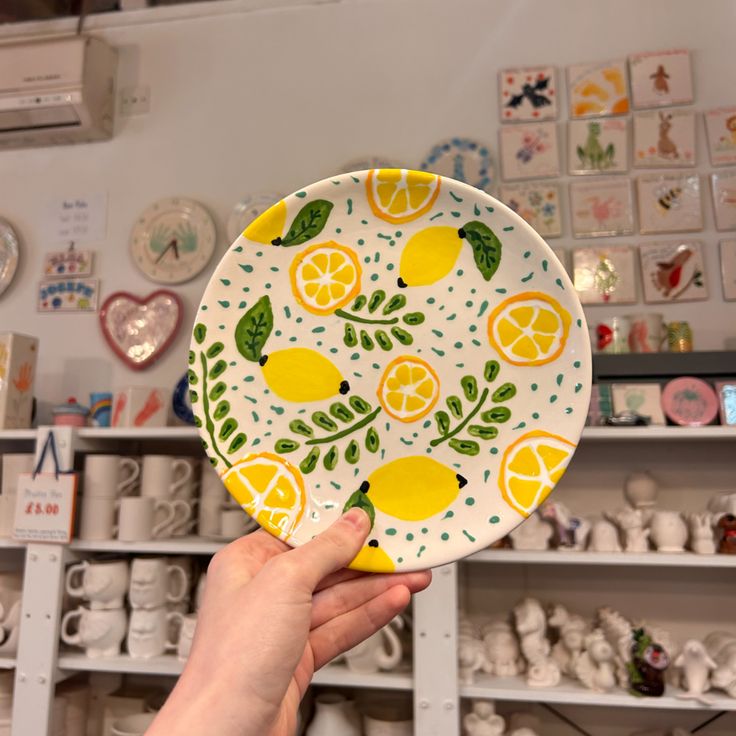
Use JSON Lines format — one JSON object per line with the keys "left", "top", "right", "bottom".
{"left": 288, "top": 508, "right": 370, "bottom": 590}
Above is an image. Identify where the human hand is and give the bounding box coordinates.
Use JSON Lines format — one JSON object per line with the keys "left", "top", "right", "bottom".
{"left": 148, "top": 508, "right": 431, "bottom": 736}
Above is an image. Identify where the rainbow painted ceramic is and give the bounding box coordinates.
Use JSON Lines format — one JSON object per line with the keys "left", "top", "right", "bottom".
{"left": 191, "top": 170, "right": 591, "bottom": 572}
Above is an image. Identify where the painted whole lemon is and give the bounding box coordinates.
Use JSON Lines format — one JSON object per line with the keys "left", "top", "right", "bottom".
{"left": 397, "top": 226, "right": 463, "bottom": 287}
{"left": 349, "top": 544, "right": 396, "bottom": 573}
{"left": 243, "top": 200, "right": 287, "bottom": 245}
{"left": 221, "top": 452, "right": 306, "bottom": 540}
{"left": 260, "top": 347, "right": 349, "bottom": 402}
{"left": 362, "top": 456, "right": 466, "bottom": 521}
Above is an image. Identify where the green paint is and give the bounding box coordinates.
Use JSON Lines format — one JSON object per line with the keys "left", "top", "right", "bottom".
{"left": 556, "top": 374, "right": 564, "bottom": 386}
{"left": 386, "top": 528, "right": 397, "bottom": 536}
{"left": 550, "top": 394, "right": 558, "bottom": 403}
{"left": 489, "top": 515, "right": 500, "bottom": 524}
{"left": 305, "top": 406, "right": 382, "bottom": 445}
{"left": 477, "top": 300, "right": 489, "bottom": 317}
{"left": 465, "top": 497, "right": 475, "bottom": 506}
{"left": 462, "top": 530, "right": 476, "bottom": 542}
{"left": 441, "top": 532, "right": 450, "bottom": 541}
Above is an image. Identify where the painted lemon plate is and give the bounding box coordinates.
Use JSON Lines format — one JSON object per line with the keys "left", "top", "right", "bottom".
{"left": 191, "top": 169, "right": 591, "bottom": 572}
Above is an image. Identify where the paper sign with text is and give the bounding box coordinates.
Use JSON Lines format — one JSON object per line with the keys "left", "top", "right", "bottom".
{"left": 44, "top": 192, "right": 107, "bottom": 245}
{"left": 12, "top": 472, "right": 78, "bottom": 543}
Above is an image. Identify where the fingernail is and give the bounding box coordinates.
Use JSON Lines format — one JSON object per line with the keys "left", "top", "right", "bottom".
{"left": 342, "top": 507, "right": 368, "bottom": 532}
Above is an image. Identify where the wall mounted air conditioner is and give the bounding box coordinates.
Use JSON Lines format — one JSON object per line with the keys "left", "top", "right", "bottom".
{"left": 0, "top": 35, "right": 117, "bottom": 151}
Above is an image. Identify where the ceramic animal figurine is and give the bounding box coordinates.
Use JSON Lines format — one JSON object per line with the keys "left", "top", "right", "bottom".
{"left": 514, "top": 598, "right": 560, "bottom": 688}
{"left": 575, "top": 629, "right": 616, "bottom": 692}
{"left": 608, "top": 508, "right": 650, "bottom": 553}
{"left": 708, "top": 492, "right": 736, "bottom": 518}
{"left": 482, "top": 621, "right": 522, "bottom": 677}
{"left": 675, "top": 639, "right": 717, "bottom": 704}
{"left": 716, "top": 514, "right": 736, "bottom": 554}
{"left": 540, "top": 501, "right": 590, "bottom": 550}
{"left": 598, "top": 607, "right": 635, "bottom": 687}
{"left": 705, "top": 631, "right": 736, "bottom": 697}
{"left": 508, "top": 514, "right": 553, "bottom": 551}
{"left": 624, "top": 472, "right": 659, "bottom": 509}
{"left": 462, "top": 700, "right": 505, "bottom": 736}
{"left": 687, "top": 512, "right": 716, "bottom": 555}
{"left": 627, "top": 627, "right": 670, "bottom": 697}
{"left": 548, "top": 604, "right": 587, "bottom": 677}
{"left": 649, "top": 511, "right": 688, "bottom": 553}
{"left": 587, "top": 519, "right": 622, "bottom": 553}
{"left": 458, "top": 634, "right": 488, "bottom": 685}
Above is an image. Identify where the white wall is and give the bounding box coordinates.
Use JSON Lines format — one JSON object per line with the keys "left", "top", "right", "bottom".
{"left": 1, "top": 0, "right": 736, "bottom": 422}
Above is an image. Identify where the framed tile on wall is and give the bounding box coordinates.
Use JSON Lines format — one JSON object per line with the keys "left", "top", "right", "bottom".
{"left": 567, "top": 59, "right": 629, "bottom": 119}
{"left": 569, "top": 177, "right": 635, "bottom": 237}
{"left": 705, "top": 107, "right": 736, "bottom": 166}
{"left": 628, "top": 49, "right": 694, "bottom": 109}
{"left": 611, "top": 383, "right": 666, "bottom": 425}
{"left": 636, "top": 173, "right": 702, "bottom": 234}
{"left": 499, "top": 182, "right": 562, "bottom": 238}
{"left": 711, "top": 170, "right": 736, "bottom": 231}
{"left": 573, "top": 245, "right": 637, "bottom": 304}
{"left": 499, "top": 122, "right": 560, "bottom": 180}
{"left": 639, "top": 240, "right": 708, "bottom": 303}
{"left": 721, "top": 239, "right": 736, "bottom": 300}
{"left": 633, "top": 109, "right": 696, "bottom": 168}
{"left": 568, "top": 118, "right": 628, "bottom": 175}
{"left": 499, "top": 66, "right": 558, "bottom": 122}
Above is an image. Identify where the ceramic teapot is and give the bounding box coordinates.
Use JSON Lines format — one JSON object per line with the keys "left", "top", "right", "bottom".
{"left": 344, "top": 619, "right": 402, "bottom": 674}
{"left": 649, "top": 511, "right": 688, "bottom": 553}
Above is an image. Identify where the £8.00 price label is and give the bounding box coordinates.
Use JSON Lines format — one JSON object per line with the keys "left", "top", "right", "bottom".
{"left": 24, "top": 502, "right": 61, "bottom": 516}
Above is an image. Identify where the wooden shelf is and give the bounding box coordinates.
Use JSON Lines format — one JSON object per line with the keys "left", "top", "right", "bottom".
{"left": 581, "top": 426, "right": 736, "bottom": 441}
{"left": 461, "top": 673, "right": 736, "bottom": 710}
{"left": 0, "top": 658, "right": 15, "bottom": 669}
{"left": 593, "top": 351, "right": 736, "bottom": 382}
{"left": 69, "top": 535, "right": 224, "bottom": 555}
{"left": 77, "top": 427, "right": 200, "bottom": 441}
{"left": 0, "top": 429, "right": 36, "bottom": 441}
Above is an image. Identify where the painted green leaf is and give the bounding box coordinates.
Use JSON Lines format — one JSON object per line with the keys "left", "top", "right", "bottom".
{"left": 368, "top": 290, "right": 386, "bottom": 313}
{"left": 312, "top": 411, "right": 338, "bottom": 432}
{"left": 480, "top": 406, "right": 511, "bottom": 423}
{"left": 194, "top": 416, "right": 202, "bottom": 428}
{"left": 193, "top": 323, "right": 207, "bottom": 345}
{"left": 461, "top": 375, "right": 478, "bottom": 401}
{"left": 391, "top": 326, "right": 413, "bottom": 345}
{"left": 352, "top": 294, "right": 368, "bottom": 311}
{"left": 492, "top": 383, "right": 517, "bottom": 402}
{"left": 330, "top": 402, "right": 354, "bottom": 423}
{"left": 227, "top": 433, "right": 247, "bottom": 454}
{"left": 188, "top": 350, "right": 195, "bottom": 365}
{"left": 209, "top": 381, "right": 227, "bottom": 401}
{"left": 446, "top": 395, "right": 463, "bottom": 420}
{"left": 187, "top": 369, "right": 198, "bottom": 386}
{"left": 434, "top": 410, "right": 450, "bottom": 435}
{"left": 323, "top": 445, "right": 338, "bottom": 470}
{"left": 365, "top": 427, "right": 380, "bottom": 453}
{"left": 206, "top": 342, "right": 225, "bottom": 359}
{"left": 484, "top": 360, "right": 500, "bottom": 382}
{"left": 360, "top": 330, "right": 375, "bottom": 350}
{"left": 461, "top": 221, "right": 502, "bottom": 282}
{"left": 468, "top": 424, "right": 498, "bottom": 440}
{"left": 375, "top": 330, "right": 392, "bottom": 351}
{"left": 449, "top": 438, "right": 480, "bottom": 456}
{"left": 218, "top": 418, "right": 238, "bottom": 440}
{"left": 275, "top": 438, "right": 300, "bottom": 453}
{"left": 189, "top": 390, "right": 199, "bottom": 404}
{"left": 402, "top": 312, "right": 425, "bottom": 326}
{"left": 279, "top": 200, "right": 334, "bottom": 246}
{"left": 383, "top": 294, "right": 406, "bottom": 315}
{"left": 208, "top": 360, "right": 227, "bottom": 379}
{"left": 344, "top": 323, "right": 358, "bottom": 347}
{"left": 343, "top": 489, "right": 375, "bottom": 529}
{"left": 213, "top": 400, "right": 230, "bottom": 420}
{"left": 349, "top": 396, "right": 371, "bottom": 414}
{"left": 289, "top": 418, "right": 313, "bottom": 437}
{"left": 299, "top": 447, "right": 320, "bottom": 474}
{"left": 345, "top": 440, "right": 360, "bottom": 464}
{"left": 235, "top": 295, "right": 273, "bottom": 362}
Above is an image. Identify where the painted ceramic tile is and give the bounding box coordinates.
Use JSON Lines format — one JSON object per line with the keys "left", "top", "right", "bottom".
{"left": 705, "top": 108, "right": 736, "bottom": 166}
{"left": 567, "top": 60, "right": 629, "bottom": 119}
{"left": 420, "top": 138, "right": 494, "bottom": 193}
{"left": 37, "top": 278, "right": 99, "bottom": 312}
{"left": 499, "top": 66, "right": 558, "bottom": 122}
{"left": 572, "top": 245, "right": 637, "bottom": 304}
{"left": 716, "top": 381, "right": 736, "bottom": 426}
{"left": 611, "top": 383, "right": 665, "bottom": 425}
{"left": 500, "top": 182, "right": 562, "bottom": 238}
{"left": 711, "top": 171, "right": 736, "bottom": 231}
{"left": 42, "top": 249, "right": 94, "bottom": 277}
{"left": 633, "top": 109, "right": 696, "bottom": 168}
{"left": 639, "top": 240, "right": 707, "bottom": 304}
{"left": 550, "top": 247, "right": 570, "bottom": 275}
{"left": 586, "top": 383, "right": 613, "bottom": 426}
{"left": 720, "top": 239, "right": 736, "bottom": 300}
{"left": 569, "top": 177, "right": 635, "bottom": 237}
{"left": 568, "top": 119, "right": 628, "bottom": 175}
{"left": 629, "top": 49, "right": 693, "bottom": 109}
{"left": 499, "top": 122, "right": 560, "bottom": 181}
{"left": 637, "top": 173, "right": 702, "bottom": 234}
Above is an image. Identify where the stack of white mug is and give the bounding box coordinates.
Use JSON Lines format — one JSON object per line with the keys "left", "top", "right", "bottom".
{"left": 198, "top": 461, "right": 257, "bottom": 540}
{"left": 0, "top": 453, "right": 33, "bottom": 538}
{"left": 0, "top": 571, "right": 23, "bottom": 656}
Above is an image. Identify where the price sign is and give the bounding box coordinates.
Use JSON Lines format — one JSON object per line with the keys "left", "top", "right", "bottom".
{"left": 12, "top": 472, "right": 77, "bottom": 543}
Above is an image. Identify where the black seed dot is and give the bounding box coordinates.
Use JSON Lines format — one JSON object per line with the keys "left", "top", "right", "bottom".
{"left": 271, "top": 237, "right": 282, "bottom": 246}
{"left": 368, "top": 539, "right": 379, "bottom": 548}
{"left": 339, "top": 380, "right": 350, "bottom": 395}
{"left": 359, "top": 480, "right": 370, "bottom": 493}
{"left": 258, "top": 355, "right": 268, "bottom": 366}
{"left": 397, "top": 277, "right": 407, "bottom": 288}
{"left": 456, "top": 473, "right": 468, "bottom": 489}
{"left": 458, "top": 228, "right": 466, "bottom": 239}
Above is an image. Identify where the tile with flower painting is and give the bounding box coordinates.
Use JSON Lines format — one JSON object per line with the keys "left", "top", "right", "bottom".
{"left": 567, "top": 60, "right": 629, "bottom": 119}
{"left": 633, "top": 109, "right": 696, "bottom": 168}
{"left": 499, "top": 122, "right": 560, "bottom": 181}
{"left": 637, "top": 173, "right": 702, "bottom": 234}
{"left": 572, "top": 245, "right": 637, "bottom": 305}
{"left": 500, "top": 183, "right": 562, "bottom": 238}
{"left": 705, "top": 108, "right": 736, "bottom": 166}
{"left": 498, "top": 66, "right": 558, "bottom": 122}
{"left": 569, "top": 177, "right": 635, "bottom": 238}
{"left": 639, "top": 240, "right": 707, "bottom": 304}
{"left": 629, "top": 49, "right": 693, "bottom": 109}
{"left": 711, "top": 170, "right": 736, "bottom": 231}
{"left": 568, "top": 118, "right": 628, "bottom": 175}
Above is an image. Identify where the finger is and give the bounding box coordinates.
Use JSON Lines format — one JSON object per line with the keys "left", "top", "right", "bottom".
{"left": 310, "top": 585, "right": 411, "bottom": 671}
{"left": 314, "top": 567, "right": 366, "bottom": 593}
{"left": 311, "top": 571, "right": 431, "bottom": 629}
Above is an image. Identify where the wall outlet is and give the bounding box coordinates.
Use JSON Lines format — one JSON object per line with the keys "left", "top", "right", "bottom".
{"left": 119, "top": 86, "right": 151, "bottom": 116}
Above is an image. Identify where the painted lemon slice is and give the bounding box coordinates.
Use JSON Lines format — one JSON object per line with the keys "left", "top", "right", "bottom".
{"left": 367, "top": 169, "right": 440, "bottom": 224}
{"left": 377, "top": 356, "right": 440, "bottom": 423}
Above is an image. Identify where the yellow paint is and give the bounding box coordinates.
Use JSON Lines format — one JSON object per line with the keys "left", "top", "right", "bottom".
{"left": 222, "top": 452, "right": 306, "bottom": 540}
{"left": 602, "top": 67, "right": 625, "bottom": 95}
{"left": 243, "top": 200, "right": 287, "bottom": 244}
{"left": 261, "top": 347, "right": 346, "bottom": 402}
{"left": 349, "top": 544, "right": 396, "bottom": 573}
{"left": 365, "top": 456, "right": 462, "bottom": 521}
{"left": 487, "top": 291, "right": 571, "bottom": 366}
{"left": 398, "top": 226, "right": 463, "bottom": 287}
{"left": 289, "top": 241, "right": 361, "bottom": 315}
{"left": 366, "top": 169, "right": 440, "bottom": 224}
{"left": 498, "top": 431, "right": 575, "bottom": 517}
{"left": 377, "top": 355, "right": 440, "bottom": 422}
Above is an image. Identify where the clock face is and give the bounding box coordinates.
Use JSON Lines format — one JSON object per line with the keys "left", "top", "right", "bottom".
{"left": 130, "top": 197, "right": 217, "bottom": 284}
{"left": 0, "top": 217, "right": 19, "bottom": 299}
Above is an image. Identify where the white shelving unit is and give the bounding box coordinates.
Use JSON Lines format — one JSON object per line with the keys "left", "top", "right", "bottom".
{"left": 2, "top": 425, "right": 736, "bottom": 735}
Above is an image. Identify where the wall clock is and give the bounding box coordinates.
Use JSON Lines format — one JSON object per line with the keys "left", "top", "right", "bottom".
{"left": 130, "top": 197, "right": 216, "bottom": 284}
{"left": 0, "top": 217, "right": 20, "bottom": 298}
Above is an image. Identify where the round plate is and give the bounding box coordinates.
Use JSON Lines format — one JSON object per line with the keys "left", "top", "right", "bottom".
{"left": 662, "top": 377, "right": 719, "bottom": 427}
{"left": 420, "top": 138, "right": 495, "bottom": 193}
{"left": 191, "top": 169, "right": 591, "bottom": 572}
{"left": 0, "top": 218, "right": 19, "bottom": 298}
{"left": 337, "top": 157, "right": 400, "bottom": 174}
{"left": 227, "top": 192, "right": 284, "bottom": 244}
{"left": 130, "top": 197, "right": 216, "bottom": 284}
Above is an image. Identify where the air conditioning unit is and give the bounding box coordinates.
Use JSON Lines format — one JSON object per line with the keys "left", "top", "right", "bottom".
{"left": 0, "top": 35, "right": 117, "bottom": 151}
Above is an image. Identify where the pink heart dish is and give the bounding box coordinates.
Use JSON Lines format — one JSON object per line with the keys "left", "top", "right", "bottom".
{"left": 99, "top": 290, "right": 182, "bottom": 370}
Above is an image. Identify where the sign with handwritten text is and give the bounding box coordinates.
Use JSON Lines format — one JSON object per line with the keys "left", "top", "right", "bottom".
{"left": 44, "top": 192, "right": 107, "bottom": 245}
{"left": 13, "top": 472, "right": 77, "bottom": 543}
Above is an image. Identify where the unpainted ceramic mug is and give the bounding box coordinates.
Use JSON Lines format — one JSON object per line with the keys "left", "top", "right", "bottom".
{"left": 60, "top": 607, "right": 127, "bottom": 659}
{"left": 65, "top": 560, "right": 130, "bottom": 610}
{"left": 126, "top": 607, "right": 184, "bottom": 659}
{"left": 128, "top": 558, "right": 189, "bottom": 610}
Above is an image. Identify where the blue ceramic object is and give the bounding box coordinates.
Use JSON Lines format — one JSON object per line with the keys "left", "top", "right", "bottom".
{"left": 172, "top": 373, "right": 195, "bottom": 425}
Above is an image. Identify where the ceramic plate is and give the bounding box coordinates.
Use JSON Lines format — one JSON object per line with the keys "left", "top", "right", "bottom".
{"left": 420, "top": 138, "right": 495, "bottom": 194}
{"left": 227, "top": 193, "right": 285, "bottom": 244}
{"left": 662, "top": 377, "right": 719, "bottom": 427}
{"left": 0, "top": 218, "right": 19, "bottom": 298}
{"left": 191, "top": 169, "right": 591, "bottom": 572}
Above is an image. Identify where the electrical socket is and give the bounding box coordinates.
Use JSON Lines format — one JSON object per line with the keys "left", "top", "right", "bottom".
{"left": 119, "top": 86, "right": 151, "bottom": 116}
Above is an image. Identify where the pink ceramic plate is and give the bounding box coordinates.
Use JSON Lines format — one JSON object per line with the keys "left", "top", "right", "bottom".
{"left": 661, "top": 376, "right": 719, "bottom": 427}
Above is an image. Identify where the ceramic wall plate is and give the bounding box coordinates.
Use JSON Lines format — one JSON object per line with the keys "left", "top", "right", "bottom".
{"left": 227, "top": 192, "right": 285, "bottom": 244}
{"left": 0, "top": 218, "right": 19, "bottom": 298}
{"left": 420, "top": 138, "right": 495, "bottom": 193}
{"left": 190, "top": 169, "right": 591, "bottom": 572}
{"left": 662, "top": 377, "right": 719, "bottom": 427}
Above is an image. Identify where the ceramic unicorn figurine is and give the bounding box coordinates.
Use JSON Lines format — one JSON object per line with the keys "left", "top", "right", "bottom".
{"left": 540, "top": 501, "right": 590, "bottom": 550}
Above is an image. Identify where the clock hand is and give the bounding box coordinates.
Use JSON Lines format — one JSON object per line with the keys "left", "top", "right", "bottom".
{"left": 154, "top": 239, "right": 177, "bottom": 264}
{"left": 172, "top": 239, "right": 180, "bottom": 259}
